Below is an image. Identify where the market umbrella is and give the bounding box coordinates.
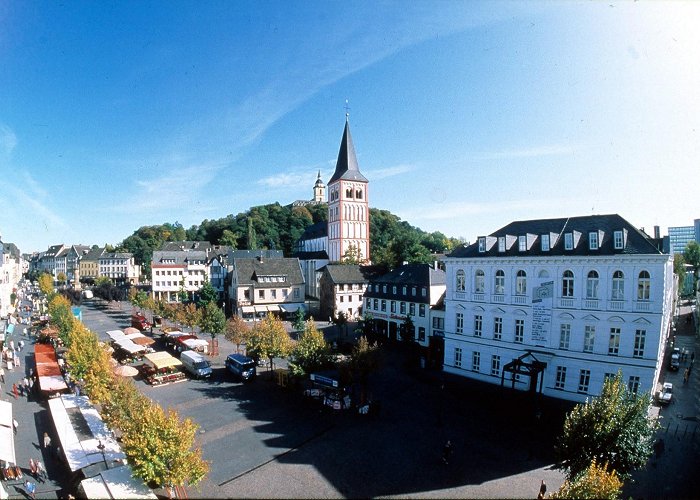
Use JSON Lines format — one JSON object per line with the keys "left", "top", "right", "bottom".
{"left": 123, "top": 327, "right": 140, "bottom": 335}
{"left": 131, "top": 336, "right": 155, "bottom": 346}
{"left": 113, "top": 365, "right": 139, "bottom": 377}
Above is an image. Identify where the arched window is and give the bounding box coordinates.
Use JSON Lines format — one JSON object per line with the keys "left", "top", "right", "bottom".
{"left": 356, "top": 189, "right": 363, "bottom": 199}
{"left": 346, "top": 188, "right": 353, "bottom": 198}
{"left": 562, "top": 270, "right": 574, "bottom": 297}
{"left": 637, "top": 271, "right": 650, "bottom": 301}
{"left": 515, "top": 270, "right": 527, "bottom": 295}
{"left": 612, "top": 271, "right": 624, "bottom": 300}
{"left": 494, "top": 270, "right": 505, "bottom": 294}
{"left": 474, "top": 270, "right": 485, "bottom": 293}
{"left": 456, "top": 270, "right": 466, "bottom": 292}
{"left": 586, "top": 270, "right": 599, "bottom": 299}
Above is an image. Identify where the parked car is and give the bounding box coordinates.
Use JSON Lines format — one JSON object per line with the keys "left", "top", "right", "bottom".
{"left": 180, "top": 350, "right": 212, "bottom": 379}
{"left": 670, "top": 348, "right": 680, "bottom": 371}
{"left": 657, "top": 382, "right": 673, "bottom": 405}
{"left": 225, "top": 353, "right": 256, "bottom": 381}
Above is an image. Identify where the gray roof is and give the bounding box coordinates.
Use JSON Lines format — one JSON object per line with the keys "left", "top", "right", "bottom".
{"left": 82, "top": 247, "right": 106, "bottom": 261}
{"left": 448, "top": 214, "right": 663, "bottom": 258}
{"left": 100, "top": 252, "right": 133, "bottom": 260}
{"left": 294, "top": 250, "right": 329, "bottom": 260}
{"left": 321, "top": 264, "right": 379, "bottom": 284}
{"left": 160, "top": 241, "right": 213, "bottom": 252}
{"left": 233, "top": 257, "right": 304, "bottom": 288}
{"left": 364, "top": 263, "right": 446, "bottom": 302}
{"left": 153, "top": 250, "right": 208, "bottom": 265}
{"left": 328, "top": 120, "right": 368, "bottom": 184}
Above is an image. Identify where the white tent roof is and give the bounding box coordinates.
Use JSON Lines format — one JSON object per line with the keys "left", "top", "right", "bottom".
{"left": 0, "top": 401, "right": 15, "bottom": 465}
{"left": 106, "top": 330, "right": 125, "bottom": 341}
{"left": 79, "top": 465, "right": 158, "bottom": 499}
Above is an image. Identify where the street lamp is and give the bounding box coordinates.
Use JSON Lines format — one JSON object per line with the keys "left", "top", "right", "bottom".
{"left": 97, "top": 440, "right": 107, "bottom": 468}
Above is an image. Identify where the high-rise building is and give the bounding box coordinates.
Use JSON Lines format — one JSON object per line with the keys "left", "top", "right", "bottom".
{"left": 668, "top": 221, "right": 699, "bottom": 254}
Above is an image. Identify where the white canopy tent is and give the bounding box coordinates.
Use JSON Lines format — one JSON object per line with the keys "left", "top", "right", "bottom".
{"left": 0, "top": 401, "right": 16, "bottom": 466}
{"left": 78, "top": 465, "right": 157, "bottom": 499}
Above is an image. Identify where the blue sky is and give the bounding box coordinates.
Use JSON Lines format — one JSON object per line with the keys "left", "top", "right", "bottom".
{"left": 1, "top": 1, "right": 698, "bottom": 253}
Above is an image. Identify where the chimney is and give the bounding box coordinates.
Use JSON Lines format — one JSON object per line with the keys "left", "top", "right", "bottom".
{"left": 257, "top": 255, "right": 264, "bottom": 263}
{"left": 654, "top": 226, "right": 660, "bottom": 239}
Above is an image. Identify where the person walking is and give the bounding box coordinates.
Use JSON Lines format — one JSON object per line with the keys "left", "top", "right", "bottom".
{"left": 24, "top": 479, "right": 36, "bottom": 499}
{"left": 29, "top": 458, "right": 37, "bottom": 478}
{"left": 14, "top": 353, "right": 20, "bottom": 369}
{"left": 43, "top": 432, "right": 51, "bottom": 450}
{"left": 35, "top": 459, "right": 46, "bottom": 481}
{"left": 12, "top": 419, "right": 18, "bottom": 435}
{"left": 0, "top": 365, "right": 5, "bottom": 383}
{"left": 538, "top": 479, "right": 547, "bottom": 499}
{"left": 442, "top": 439, "right": 453, "bottom": 464}
{"left": 12, "top": 383, "right": 18, "bottom": 399}
{"left": 683, "top": 368, "right": 689, "bottom": 384}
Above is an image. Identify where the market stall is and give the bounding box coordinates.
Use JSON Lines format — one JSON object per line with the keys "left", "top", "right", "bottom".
{"left": 35, "top": 344, "right": 70, "bottom": 397}
{"left": 140, "top": 352, "right": 185, "bottom": 386}
{"left": 113, "top": 339, "right": 148, "bottom": 363}
{"left": 0, "top": 401, "right": 20, "bottom": 483}
{"left": 179, "top": 337, "right": 209, "bottom": 354}
{"left": 78, "top": 464, "right": 157, "bottom": 499}
{"left": 106, "top": 330, "right": 126, "bottom": 342}
{"left": 124, "top": 332, "right": 155, "bottom": 347}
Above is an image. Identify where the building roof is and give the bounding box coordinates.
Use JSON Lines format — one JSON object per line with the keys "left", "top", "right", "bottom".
{"left": 328, "top": 120, "right": 368, "bottom": 184}
{"left": 152, "top": 250, "right": 208, "bottom": 266}
{"left": 233, "top": 257, "right": 304, "bottom": 288}
{"left": 99, "top": 252, "right": 133, "bottom": 260}
{"left": 370, "top": 263, "right": 446, "bottom": 287}
{"left": 321, "top": 264, "right": 382, "bottom": 284}
{"left": 44, "top": 244, "right": 65, "bottom": 258}
{"left": 82, "top": 247, "right": 106, "bottom": 262}
{"left": 229, "top": 249, "right": 284, "bottom": 260}
{"left": 160, "top": 241, "right": 213, "bottom": 252}
{"left": 294, "top": 250, "right": 329, "bottom": 261}
{"left": 298, "top": 221, "right": 328, "bottom": 241}
{"left": 448, "top": 214, "right": 663, "bottom": 258}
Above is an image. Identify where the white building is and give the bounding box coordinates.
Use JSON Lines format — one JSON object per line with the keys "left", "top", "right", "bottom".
{"left": 98, "top": 252, "right": 141, "bottom": 285}
{"left": 0, "top": 240, "right": 23, "bottom": 317}
{"left": 443, "top": 214, "right": 675, "bottom": 403}
{"left": 151, "top": 250, "right": 209, "bottom": 302}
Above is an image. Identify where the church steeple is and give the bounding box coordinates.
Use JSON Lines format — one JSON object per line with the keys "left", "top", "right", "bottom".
{"left": 313, "top": 170, "right": 325, "bottom": 202}
{"left": 328, "top": 120, "right": 367, "bottom": 184}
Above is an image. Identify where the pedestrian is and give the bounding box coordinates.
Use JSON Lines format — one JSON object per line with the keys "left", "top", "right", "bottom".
{"left": 14, "top": 354, "right": 20, "bottom": 369}
{"left": 29, "top": 458, "right": 37, "bottom": 478}
{"left": 683, "top": 368, "right": 689, "bottom": 384}
{"left": 9, "top": 340, "right": 14, "bottom": 351}
{"left": 12, "top": 419, "right": 18, "bottom": 435}
{"left": 35, "top": 459, "right": 46, "bottom": 481}
{"left": 18, "top": 383, "right": 23, "bottom": 397}
{"left": 24, "top": 479, "right": 36, "bottom": 500}
{"left": 12, "top": 383, "right": 18, "bottom": 399}
{"left": 0, "top": 365, "right": 4, "bottom": 383}
{"left": 43, "top": 432, "right": 51, "bottom": 449}
{"left": 19, "top": 340, "right": 24, "bottom": 351}
{"left": 442, "top": 439, "right": 453, "bottom": 464}
{"left": 23, "top": 376, "right": 29, "bottom": 391}
{"left": 692, "top": 352, "right": 696, "bottom": 363}
{"left": 538, "top": 479, "right": 547, "bottom": 499}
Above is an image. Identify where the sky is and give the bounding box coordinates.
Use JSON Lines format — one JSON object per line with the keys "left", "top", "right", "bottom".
{"left": 1, "top": 1, "right": 699, "bottom": 254}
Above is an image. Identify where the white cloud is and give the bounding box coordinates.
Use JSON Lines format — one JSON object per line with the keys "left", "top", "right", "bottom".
{"left": 367, "top": 164, "right": 416, "bottom": 181}
{"left": 0, "top": 124, "right": 17, "bottom": 158}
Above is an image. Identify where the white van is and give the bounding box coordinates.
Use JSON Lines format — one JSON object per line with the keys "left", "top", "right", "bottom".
{"left": 180, "top": 351, "right": 212, "bottom": 379}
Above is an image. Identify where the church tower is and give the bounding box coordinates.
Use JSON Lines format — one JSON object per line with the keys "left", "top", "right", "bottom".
{"left": 313, "top": 171, "right": 325, "bottom": 203}
{"left": 327, "top": 116, "right": 369, "bottom": 263}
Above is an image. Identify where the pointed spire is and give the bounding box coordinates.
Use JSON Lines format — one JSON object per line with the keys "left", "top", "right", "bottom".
{"left": 328, "top": 119, "right": 367, "bottom": 184}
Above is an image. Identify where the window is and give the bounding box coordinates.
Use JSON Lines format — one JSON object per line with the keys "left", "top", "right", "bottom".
{"left": 578, "top": 369, "right": 591, "bottom": 393}
{"left": 564, "top": 232, "right": 573, "bottom": 250}
{"left": 637, "top": 271, "right": 650, "bottom": 301}
{"left": 474, "top": 315, "right": 483, "bottom": 337}
{"left": 584, "top": 325, "right": 595, "bottom": 353}
{"left": 419, "top": 304, "right": 426, "bottom": 317}
{"left": 392, "top": 286, "right": 397, "bottom": 294}
{"left": 562, "top": 270, "right": 574, "bottom": 297}
{"left": 373, "top": 299, "right": 378, "bottom": 310}
{"left": 478, "top": 237, "right": 486, "bottom": 253}
{"left": 456, "top": 313, "right": 464, "bottom": 334}
{"left": 412, "top": 287, "right": 416, "bottom": 296}
{"left": 541, "top": 234, "right": 550, "bottom": 251}
{"left": 339, "top": 296, "right": 344, "bottom": 303}
{"left": 382, "top": 285, "right": 387, "bottom": 293}
{"left": 491, "top": 355, "right": 501, "bottom": 376}
{"left": 628, "top": 376, "right": 641, "bottom": 394}
{"left": 400, "top": 302, "right": 406, "bottom": 314}
{"left": 494, "top": 317, "right": 503, "bottom": 340}
{"left": 422, "top": 288, "right": 427, "bottom": 297}
{"left": 555, "top": 366, "right": 566, "bottom": 390}
{"left": 418, "top": 327, "right": 425, "bottom": 341}
{"left": 402, "top": 286, "right": 407, "bottom": 295}
{"left": 381, "top": 300, "right": 386, "bottom": 312}
{"left": 518, "top": 235, "right": 527, "bottom": 252}
{"left": 612, "top": 271, "right": 625, "bottom": 300}
{"left": 515, "top": 319, "right": 524, "bottom": 343}
{"left": 456, "top": 270, "right": 465, "bottom": 292}
{"left": 608, "top": 327, "right": 620, "bottom": 355}
{"left": 258, "top": 290, "right": 265, "bottom": 299}
{"left": 589, "top": 232, "right": 599, "bottom": 250}
{"left": 498, "top": 236, "right": 505, "bottom": 252}
{"left": 586, "top": 270, "right": 599, "bottom": 299}
{"left": 614, "top": 230, "right": 624, "bottom": 249}
{"left": 454, "top": 348, "right": 463, "bottom": 368}
{"left": 294, "top": 288, "right": 300, "bottom": 299}
{"left": 560, "top": 324, "right": 571, "bottom": 349}
{"left": 515, "top": 270, "right": 527, "bottom": 295}
{"left": 390, "top": 301, "right": 396, "bottom": 313}
{"left": 474, "top": 270, "right": 485, "bottom": 293}
{"left": 634, "top": 329, "right": 646, "bottom": 358}
{"left": 494, "top": 270, "right": 505, "bottom": 294}
{"left": 409, "top": 303, "right": 415, "bottom": 316}
{"left": 472, "top": 352, "right": 481, "bottom": 372}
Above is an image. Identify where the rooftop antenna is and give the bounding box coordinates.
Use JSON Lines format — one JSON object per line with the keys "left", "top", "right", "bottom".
{"left": 344, "top": 99, "right": 350, "bottom": 121}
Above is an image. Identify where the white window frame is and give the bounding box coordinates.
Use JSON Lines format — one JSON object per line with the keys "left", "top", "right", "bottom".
{"left": 514, "top": 319, "right": 524, "bottom": 343}
{"left": 613, "top": 230, "right": 624, "bottom": 249}
{"left": 564, "top": 232, "right": 573, "bottom": 250}
{"left": 586, "top": 270, "right": 599, "bottom": 299}
{"left": 583, "top": 325, "right": 595, "bottom": 353}
{"left": 637, "top": 271, "right": 651, "bottom": 301}
{"left": 472, "top": 351, "right": 480, "bottom": 372}
{"left": 454, "top": 347, "right": 463, "bottom": 368}
{"left": 515, "top": 270, "right": 527, "bottom": 295}
{"left": 559, "top": 324, "right": 571, "bottom": 349}
{"left": 589, "top": 232, "right": 599, "bottom": 250}
{"left": 562, "top": 270, "right": 574, "bottom": 297}
{"left": 493, "top": 317, "right": 503, "bottom": 340}
{"left": 608, "top": 327, "right": 621, "bottom": 355}
{"left": 494, "top": 270, "right": 505, "bottom": 294}
{"left": 541, "top": 234, "right": 550, "bottom": 251}
{"left": 555, "top": 366, "right": 566, "bottom": 390}
{"left": 578, "top": 369, "right": 591, "bottom": 393}
{"left": 633, "top": 329, "right": 646, "bottom": 358}
{"left": 474, "top": 315, "right": 483, "bottom": 337}
{"left": 491, "top": 355, "right": 501, "bottom": 376}
{"left": 518, "top": 235, "right": 527, "bottom": 252}
{"left": 612, "top": 271, "right": 625, "bottom": 300}
{"left": 456, "top": 312, "right": 464, "bottom": 334}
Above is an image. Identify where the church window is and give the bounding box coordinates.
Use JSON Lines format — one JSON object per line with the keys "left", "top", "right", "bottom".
{"left": 356, "top": 189, "right": 363, "bottom": 199}
{"left": 346, "top": 188, "right": 353, "bottom": 198}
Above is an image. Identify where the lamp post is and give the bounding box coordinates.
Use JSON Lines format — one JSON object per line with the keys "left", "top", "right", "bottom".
{"left": 97, "top": 440, "right": 107, "bottom": 468}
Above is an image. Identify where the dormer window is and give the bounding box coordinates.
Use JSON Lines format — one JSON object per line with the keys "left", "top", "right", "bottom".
{"left": 541, "top": 234, "right": 550, "bottom": 252}
{"left": 564, "top": 233, "right": 573, "bottom": 250}
{"left": 478, "top": 237, "right": 486, "bottom": 253}
{"left": 518, "top": 235, "right": 527, "bottom": 252}
{"left": 498, "top": 237, "right": 506, "bottom": 253}
{"left": 613, "top": 230, "right": 624, "bottom": 250}
{"left": 589, "top": 232, "right": 599, "bottom": 250}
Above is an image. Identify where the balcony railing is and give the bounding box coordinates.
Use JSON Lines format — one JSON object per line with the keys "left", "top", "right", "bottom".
{"left": 512, "top": 295, "right": 527, "bottom": 305}
{"left": 583, "top": 299, "right": 599, "bottom": 310}
{"left": 635, "top": 301, "right": 651, "bottom": 312}
{"left": 491, "top": 294, "right": 505, "bottom": 303}
{"left": 608, "top": 300, "right": 624, "bottom": 311}
{"left": 472, "top": 293, "right": 485, "bottom": 302}
{"left": 559, "top": 298, "right": 575, "bottom": 308}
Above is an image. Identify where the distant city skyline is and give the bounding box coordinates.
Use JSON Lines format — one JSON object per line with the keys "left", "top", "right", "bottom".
{"left": 1, "top": 1, "right": 698, "bottom": 253}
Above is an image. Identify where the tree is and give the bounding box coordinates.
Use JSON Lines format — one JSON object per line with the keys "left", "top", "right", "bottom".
{"left": 333, "top": 310, "right": 348, "bottom": 338}
{"left": 551, "top": 459, "right": 623, "bottom": 499}
{"left": 556, "top": 372, "right": 657, "bottom": 480}
{"left": 291, "top": 308, "right": 306, "bottom": 332}
{"left": 289, "top": 320, "right": 332, "bottom": 377}
{"left": 400, "top": 315, "right": 415, "bottom": 343}
{"left": 341, "top": 244, "right": 362, "bottom": 264}
{"left": 224, "top": 315, "right": 251, "bottom": 353}
{"left": 246, "top": 315, "right": 293, "bottom": 373}
{"left": 199, "top": 301, "right": 226, "bottom": 339}
{"left": 197, "top": 281, "right": 219, "bottom": 307}
{"left": 180, "top": 303, "right": 202, "bottom": 332}
{"left": 94, "top": 276, "right": 111, "bottom": 287}
{"left": 178, "top": 277, "right": 189, "bottom": 303}
{"left": 219, "top": 229, "right": 239, "bottom": 249}
{"left": 129, "top": 288, "right": 149, "bottom": 312}
{"left": 48, "top": 294, "right": 75, "bottom": 346}
{"left": 673, "top": 253, "right": 687, "bottom": 293}
{"left": 683, "top": 241, "right": 700, "bottom": 293}
{"left": 38, "top": 273, "right": 54, "bottom": 296}
{"left": 347, "top": 336, "right": 382, "bottom": 405}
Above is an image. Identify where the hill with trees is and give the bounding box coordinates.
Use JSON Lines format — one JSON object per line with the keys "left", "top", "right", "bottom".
{"left": 116, "top": 203, "right": 463, "bottom": 277}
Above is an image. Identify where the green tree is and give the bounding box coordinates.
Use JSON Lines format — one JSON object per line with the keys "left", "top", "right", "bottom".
{"left": 219, "top": 229, "right": 239, "bottom": 249}
{"left": 224, "top": 315, "right": 251, "bottom": 353}
{"left": 246, "top": 315, "right": 293, "bottom": 373}
{"left": 95, "top": 276, "right": 111, "bottom": 287}
{"left": 291, "top": 308, "right": 306, "bottom": 332}
{"left": 683, "top": 241, "right": 700, "bottom": 293}
{"left": 556, "top": 372, "right": 657, "bottom": 480}
{"left": 341, "top": 244, "right": 362, "bottom": 264}
{"left": 347, "top": 336, "right": 382, "bottom": 405}
{"left": 551, "top": 459, "right": 623, "bottom": 500}
{"left": 400, "top": 315, "right": 415, "bottom": 342}
{"left": 289, "top": 320, "right": 331, "bottom": 377}
{"left": 197, "top": 281, "right": 219, "bottom": 307}
{"left": 48, "top": 294, "right": 75, "bottom": 346}
{"left": 199, "top": 301, "right": 226, "bottom": 339}
{"left": 129, "top": 288, "right": 149, "bottom": 312}
{"left": 57, "top": 271, "right": 67, "bottom": 285}
{"left": 181, "top": 303, "right": 202, "bottom": 332}
{"left": 333, "top": 310, "right": 348, "bottom": 338}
